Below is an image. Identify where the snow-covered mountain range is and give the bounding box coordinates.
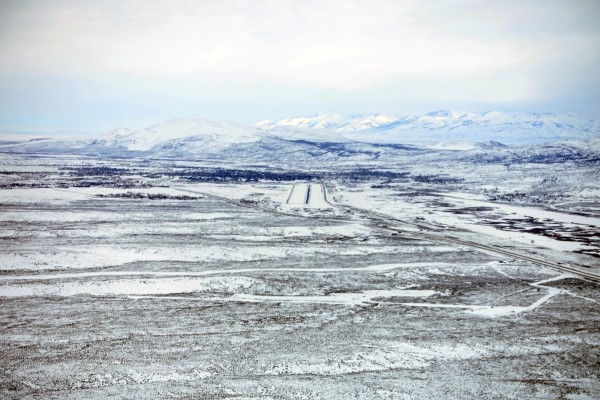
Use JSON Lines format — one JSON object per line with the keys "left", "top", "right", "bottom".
{"left": 1, "top": 111, "right": 598, "bottom": 161}
{"left": 106, "top": 117, "right": 260, "bottom": 151}
{"left": 258, "top": 110, "right": 599, "bottom": 145}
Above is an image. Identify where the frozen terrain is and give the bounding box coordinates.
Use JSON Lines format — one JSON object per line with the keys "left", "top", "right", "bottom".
{"left": 2, "top": 111, "right": 599, "bottom": 160}
{"left": 0, "top": 150, "right": 598, "bottom": 399}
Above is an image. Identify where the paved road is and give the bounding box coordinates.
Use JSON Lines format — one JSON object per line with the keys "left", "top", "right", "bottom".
{"left": 284, "top": 183, "right": 330, "bottom": 209}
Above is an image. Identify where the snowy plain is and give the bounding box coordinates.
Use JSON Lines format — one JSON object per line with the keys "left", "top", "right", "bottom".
{"left": 0, "top": 152, "right": 598, "bottom": 399}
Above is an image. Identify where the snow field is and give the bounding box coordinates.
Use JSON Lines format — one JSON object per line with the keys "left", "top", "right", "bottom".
{"left": 342, "top": 183, "right": 600, "bottom": 255}
{"left": 0, "top": 243, "right": 444, "bottom": 271}
{"left": 1, "top": 170, "right": 599, "bottom": 398}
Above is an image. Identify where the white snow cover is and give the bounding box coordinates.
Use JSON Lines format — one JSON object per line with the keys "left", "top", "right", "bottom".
{"left": 113, "top": 116, "right": 261, "bottom": 150}
{"left": 263, "top": 126, "right": 350, "bottom": 143}
{"left": 427, "top": 140, "right": 481, "bottom": 151}
{"left": 4, "top": 110, "right": 597, "bottom": 152}
{"left": 259, "top": 110, "right": 600, "bottom": 145}
{"left": 0, "top": 276, "right": 262, "bottom": 297}
{"left": 283, "top": 224, "right": 371, "bottom": 237}
{"left": 265, "top": 342, "right": 483, "bottom": 376}
{"left": 256, "top": 113, "right": 396, "bottom": 134}
{"left": 341, "top": 184, "right": 600, "bottom": 254}
{"left": 2, "top": 243, "right": 444, "bottom": 271}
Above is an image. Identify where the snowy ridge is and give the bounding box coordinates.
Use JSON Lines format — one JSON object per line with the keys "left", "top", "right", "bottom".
{"left": 256, "top": 113, "right": 397, "bottom": 133}
{"left": 113, "top": 116, "right": 260, "bottom": 151}
{"left": 259, "top": 126, "right": 350, "bottom": 143}
{"left": 100, "top": 127, "right": 133, "bottom": 140}
{"left": 261, "top": 110, "right": 600, "bottom": 145}
{"left": 107, "top": 115, "right": 348, "bottom": 150}
{"left": 427, "top": 140, "right": 506, "bottom": 151}
{"left": 0, "top": 111, "right": 598, "bottom": 159}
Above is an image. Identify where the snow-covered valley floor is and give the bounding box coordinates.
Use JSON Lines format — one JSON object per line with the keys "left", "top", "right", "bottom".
{"left": 0, "top": 155, "right": 599, "bottom": 399}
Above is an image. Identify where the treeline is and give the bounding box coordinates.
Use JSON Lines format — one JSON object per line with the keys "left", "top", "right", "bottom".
{"left": 488, "top": 192, "right": 566, "bottom": 203}
{"left": 61, "top": 166, "right": 131, "bottom": 176}
{"left": 62, "top": 165, "right": 413, "bottom": 182}
{"left": 465, "top": 151, "right": 600, "bottom": 165}
{"left": 171, "top": 168, "right": 411, "bottom": 182}
{"left": 411, "top": 175, "right": 464, "bottom": 184}
{"left": 96, "top": 192, "right": 201, "bottom": 200}
{"left": 177, "top": 168, "right": 319, "bottom": 182}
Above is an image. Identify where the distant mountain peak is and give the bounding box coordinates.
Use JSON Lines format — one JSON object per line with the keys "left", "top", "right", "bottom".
{"left": 2, "top": 111, "right": 598, "bottom": 157}
{"left": 257, "top": 111, "right": 598, "bottom": 145}
{"left": 113, "top": 116, "right": 259, "bottom": 151}
{"left": 102, "top": 127, "right": 132, "bottom": 139}
{"left": 257, "top": 113, "right": 398, "bottom": 134}
{"left": 256, "top": 114, "right": 345, "bottom": 131}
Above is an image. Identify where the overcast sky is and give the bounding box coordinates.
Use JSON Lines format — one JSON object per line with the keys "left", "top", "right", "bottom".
{"left": 1, "top": 0, "right": 599, "bottom": 132}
